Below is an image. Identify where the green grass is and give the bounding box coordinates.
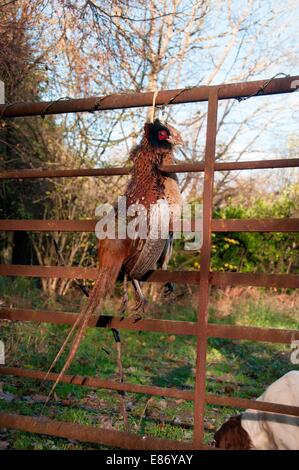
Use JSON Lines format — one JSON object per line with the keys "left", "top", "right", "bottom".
{"left": 0, "top": 278, "right": 298, "bottom": 449}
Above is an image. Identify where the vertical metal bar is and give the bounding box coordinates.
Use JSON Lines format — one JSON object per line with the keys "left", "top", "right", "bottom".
{"left": 193, "top": 88, "right": 218, "bottom": 444}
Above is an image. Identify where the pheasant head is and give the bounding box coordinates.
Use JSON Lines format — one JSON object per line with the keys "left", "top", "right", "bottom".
{"left": 143, "top": 119, "right": 183, "bottom": 151}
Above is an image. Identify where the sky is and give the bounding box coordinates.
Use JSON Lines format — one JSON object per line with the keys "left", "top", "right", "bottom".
{"left": 23, "top": 0, "right": 299, "bottom": 183}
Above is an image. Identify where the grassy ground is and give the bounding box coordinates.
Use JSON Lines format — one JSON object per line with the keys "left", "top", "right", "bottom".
{"left": 0, "top": 278, "right": 298, "bottom": 450}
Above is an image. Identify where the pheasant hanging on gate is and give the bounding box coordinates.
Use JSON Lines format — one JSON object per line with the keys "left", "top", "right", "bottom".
{"left": 43, "top": 118, "right": 183, "bottom": 401}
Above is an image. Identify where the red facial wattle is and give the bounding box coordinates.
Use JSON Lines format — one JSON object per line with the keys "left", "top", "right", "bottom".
{"left": 158, "top": 130, "right": 168, "bottom": 141}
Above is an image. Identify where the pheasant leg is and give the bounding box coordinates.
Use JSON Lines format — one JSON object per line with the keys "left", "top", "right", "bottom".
{"left": 132, "top": 279, "right": 147, "bottom": 316}
{"left": 119, "top": 273, "right": 128, "bottom": 315}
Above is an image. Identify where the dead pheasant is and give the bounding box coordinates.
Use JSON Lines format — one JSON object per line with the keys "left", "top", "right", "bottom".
{"left": 43, "top": 119, "right": 183, "bottom": 402}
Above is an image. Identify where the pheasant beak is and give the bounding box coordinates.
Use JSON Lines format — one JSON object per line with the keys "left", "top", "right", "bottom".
{"left": 166, "top": 134, "right": 175, "bottom": 145}
{"left": 165, "top": 124, "right": 183, "bottom": 146}
{"left": 166, "top": 133, "right": 183, "bottom": 146}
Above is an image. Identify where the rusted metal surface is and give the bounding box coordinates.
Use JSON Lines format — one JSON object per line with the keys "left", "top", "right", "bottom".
{"left": 0, "top": 264, "right": 298, "bottom": 288}
{"left": 0, "top": 264, "right": 99, "bottom": 279}
{"left": 0, "top": 367, "right": 194, "bottom": 401}
{"left": 212, "top": 218, "right": 299, "bottom": 232}
{"left": 0, "top": 75, "right": 298, "bottom": 118}
{"left": 0, "top": 413, "right": 201, "bottom": 450}
{"left": 212, "top": 158, "right": 299, "bottom": 172}
{"left": 0, "top": 218, "right": 298, "bottom": 232}
{"left": 0, "top": 219, "right": 97, "bottom": 232}
{"left": 0, "top": 264, "right": 199, "bottom": 283}
{"left": 0, "top": 308, "right": 197, "bottom": 335}
{"left": 1, "top": 158, "right": 299, "bottom": 180}
{"left": 209, "top": 323, "right": 299, "bottom": 344}
{"left": 1, "top": 367, "right": 299, "bottom": 418}
{"left": 212, "top": 272, "right": 299, "bottom": 288}
{"left": 1, "top": 368, "right": 298, "bottom": 427}
{"left": 1, "top": 308, "right": 298, "bottom": 344}
{"left": 0, "top": 167, "right": 129, "bottom": 179}
{"left": 206, "top": 395, "right": 299, "bottom": 417}
{"left": 1, "top": 365, "right": 299, "bottom": 422}
{"left": 194, "top": 89, "right": 219, "bottom": 444}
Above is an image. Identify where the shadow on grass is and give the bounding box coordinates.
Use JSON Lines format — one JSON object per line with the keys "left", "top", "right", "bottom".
{"left": 151, "top": 364, "right": 194, "bottom": 389}
{"left": 206, "top": 336, "right": 296, "bottom": 396}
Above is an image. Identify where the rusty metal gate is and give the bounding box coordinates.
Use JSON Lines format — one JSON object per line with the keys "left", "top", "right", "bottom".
{"left": 0, "top": 75, "right": 299, "bottom": 450}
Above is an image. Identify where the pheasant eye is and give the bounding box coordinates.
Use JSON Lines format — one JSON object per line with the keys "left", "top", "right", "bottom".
{"left": 158, "top": 130, "right": 168, "bottom": 140}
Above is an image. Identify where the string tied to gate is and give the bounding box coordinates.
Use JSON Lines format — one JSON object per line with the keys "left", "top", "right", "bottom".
{"left": 149, "top": 85, "right": 196, "bottom": 124}
{"left": 150, "top": 90, "right": 158, "bottom": 123}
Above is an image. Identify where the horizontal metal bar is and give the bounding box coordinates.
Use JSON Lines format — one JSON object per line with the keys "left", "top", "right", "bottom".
{"left": 0, "top": 265, "right": 297, "bottom": 288}
{"left": 1, "top": 367, "right": 298, "bottom": 417}
{"left": 0, "top": 75, "right": 298, "bottom": 118}
{"left": 0, "top": 158, "right": 298, "bottom": 180}
{"left": 165, "top": 158, "right": 299, "bottom": 173}
{"left": 0, "top": 218, "right": 298, "bottom": 232}
{"left": 211, "top": 272, "right": 299, "bottom": 288}
{"left": 0, "top": 167, "right": 128, "bottom": 180}
{"left": 0, "top": 219, "right": 97, "bottom": 232}
{"left": 0, "top": 264, "right": 99, "bottom": 279}
{"left": 0, "top": 308, "right": 196, "bottom": 335}
{"left": 0, "top": 367, "right": 194, "bottom": 401}
{"left": 0, "top": 412, "right": 200, "bottom": 450}
{"left": 208, "top": 323, "right": 299, "bottom": 344}
{"left": 212, "top": 218, "right": 299, "bottom": 232}
{"left": 1, "top": 308, "right": 298, "bottom": 344}
{"left": 0, "top": 265, "right": 199, "bottom": 283}
{"left": 206, "top": 395, "right": 299, "bottom": 417}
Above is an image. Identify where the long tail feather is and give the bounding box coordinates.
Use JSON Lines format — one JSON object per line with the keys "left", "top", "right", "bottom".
{"left": 42, "top": 310, "right": 84, "bottom": 384}
{"left": 43, "top": 274, "right": 104, "bottom": 406}
{"left": 43, "top": 249, "right": 126, "bottom": 406}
